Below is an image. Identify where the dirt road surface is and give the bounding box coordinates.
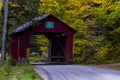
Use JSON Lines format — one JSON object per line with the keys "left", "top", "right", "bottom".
{"left": 34, "top": 65, "right": 120, "bottom": 80}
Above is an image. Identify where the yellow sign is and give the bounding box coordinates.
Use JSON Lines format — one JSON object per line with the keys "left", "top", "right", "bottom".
{"left": 26, "top": 48, "right": 30, "bottom": 57}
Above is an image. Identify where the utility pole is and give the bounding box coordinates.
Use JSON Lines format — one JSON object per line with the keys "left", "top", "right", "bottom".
{"left": 1, "top": 0, "right": 9, "bottom": 63}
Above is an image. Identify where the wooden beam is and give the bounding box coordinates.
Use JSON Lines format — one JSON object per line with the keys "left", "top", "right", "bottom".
{"left": 48, "top": 38, "right": 52, "bottom": 64}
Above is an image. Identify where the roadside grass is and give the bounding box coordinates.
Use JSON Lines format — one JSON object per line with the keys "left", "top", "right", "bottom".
{"left": 29, "top": 54, "right": 47, "bottom": 63}
{"left": 0, "top": 64, "right": 43, "bottom": 80}
{"left": 114, "top": 64, "right": 120, "bottom": 69}
{"left": 29, "top": 54, "right": 42, "bottom": 62}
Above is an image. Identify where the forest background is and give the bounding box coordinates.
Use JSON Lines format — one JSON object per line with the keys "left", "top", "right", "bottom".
{"left": 0, "top": 0, "right": 120, "bottom": 64}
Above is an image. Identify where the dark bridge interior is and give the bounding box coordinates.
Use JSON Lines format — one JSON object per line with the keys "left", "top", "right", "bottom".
{"left": 39, "top": 32, "right": 67, "bottom": 64}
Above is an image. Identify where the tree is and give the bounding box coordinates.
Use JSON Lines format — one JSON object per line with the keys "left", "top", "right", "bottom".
{"left": 1, "top": 0, "right": 9, "bottom": 63}
{"left": 1, "top": 0, "right": 120, "bottom": 64}
{"left": 0, "top": 1, "right": 3, "bottom": 51}
{"left": 1, "top": 0, "right": 41, "bottom": 63}
{"left": 39, "top": 0, "right": 120, "bottom": 63}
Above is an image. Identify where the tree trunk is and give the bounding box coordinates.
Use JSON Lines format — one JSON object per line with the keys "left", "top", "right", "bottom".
{"left": 1, "top": 0, "right": 9, "bottom": 63}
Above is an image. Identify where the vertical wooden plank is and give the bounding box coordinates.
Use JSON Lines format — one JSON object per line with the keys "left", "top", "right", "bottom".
{"left": 10, "top": 36, "right": 19, "bottom": 60}
{"left": 66, "top": 35, "right": 73, "bottom": 64}
{"left": 17, "top": 36, "right": 21, "bottom": 61}
{"left": 64, "top": 36, "right": 68, "bottom": 64}
{"left": 48, "top": 38, "right": 52, "bottom": 64}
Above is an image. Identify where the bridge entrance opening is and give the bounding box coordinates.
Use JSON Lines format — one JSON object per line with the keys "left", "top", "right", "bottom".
{"left": 29, "top": 33, "right": 67, "bottom": 64}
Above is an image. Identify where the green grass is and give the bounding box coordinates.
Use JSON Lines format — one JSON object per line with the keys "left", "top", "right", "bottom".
{"left": 29, "top": 54, "right": 47, "bottom": 63}
{"left": 0, "top": 64, "right": 43, "bottom": 80}
{"left": 114, "top": 64, "right": 120, "bottom": 69}
{"left": 29, "top": 54, "right": 42, "bottom": 62}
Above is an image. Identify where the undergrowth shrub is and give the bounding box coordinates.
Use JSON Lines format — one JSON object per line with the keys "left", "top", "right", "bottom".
{"left": 7, "top": 57, "right": 17, "bottom": 66}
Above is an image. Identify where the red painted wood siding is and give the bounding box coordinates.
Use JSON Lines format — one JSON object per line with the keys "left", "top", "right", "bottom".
{"left": 10, "top": 15, "right": 76, "bottom": 64}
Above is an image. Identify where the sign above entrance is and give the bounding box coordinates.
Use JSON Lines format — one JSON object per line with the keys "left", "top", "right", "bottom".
{"left": 45, "top": 21, "right": 54, "bottom": 29}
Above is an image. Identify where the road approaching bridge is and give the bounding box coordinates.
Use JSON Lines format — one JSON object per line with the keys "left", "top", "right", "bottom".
{"left": 34, "top": 65, "right": 120, "bottom": 80}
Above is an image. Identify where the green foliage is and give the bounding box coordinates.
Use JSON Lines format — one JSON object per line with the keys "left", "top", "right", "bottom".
{"left": 29, "top": 54, "right": 42, "bottom": 62}
{"left": 0, "top": 0, "right": 41, "bottom": 53}
{"left": 7, "top": 56, "right": 17, "bottom": 66}
{"left": 8, "top": 0, "right": 40, "bottom": 30}
{"left": 0, "top": 66, "right": 7, "bottom": 80}
{"left": 115, "top": 64, "right": 120, "bottom": 69}
{"left": 35, "top": 35, "right": 49, "bottom": 53}
{"left": 96, "top": 42, "right": 110, "bottom": 61}
{"left": 0, "top": 65, "right": 42, "bottom": 80}
{"left": 0, "top": 1, "right": 3, "bottom": 11}
{"left": 1, "top": 0, "right": 120, "bottom": 64}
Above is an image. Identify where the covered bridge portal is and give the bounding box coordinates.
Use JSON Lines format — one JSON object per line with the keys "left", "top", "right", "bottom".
{"left": 10, "top": 14, "right": 76, "bottom": 64}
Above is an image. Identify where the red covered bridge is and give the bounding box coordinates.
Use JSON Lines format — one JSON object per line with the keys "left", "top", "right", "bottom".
{"left": 10, "top": 14, "right": 76, "bottom": 64}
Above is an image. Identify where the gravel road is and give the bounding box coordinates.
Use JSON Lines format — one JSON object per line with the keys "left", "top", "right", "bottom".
{"left": 34, "top": 65, "right": 120, "bottom": 80}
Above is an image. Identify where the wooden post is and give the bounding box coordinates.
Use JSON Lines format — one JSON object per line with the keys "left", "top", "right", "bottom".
{"left": 48, "top": 38, "right": 52, "bottom": 64}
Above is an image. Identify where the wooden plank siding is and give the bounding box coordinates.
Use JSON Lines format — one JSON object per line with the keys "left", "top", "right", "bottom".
{"left": 10, "top": 14, "right": 76, "bottom": 64}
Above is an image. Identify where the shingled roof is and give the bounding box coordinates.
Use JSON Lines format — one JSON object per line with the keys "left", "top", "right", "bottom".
{"left": 13, "top": 14, "right": 50, "bottom": 33}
